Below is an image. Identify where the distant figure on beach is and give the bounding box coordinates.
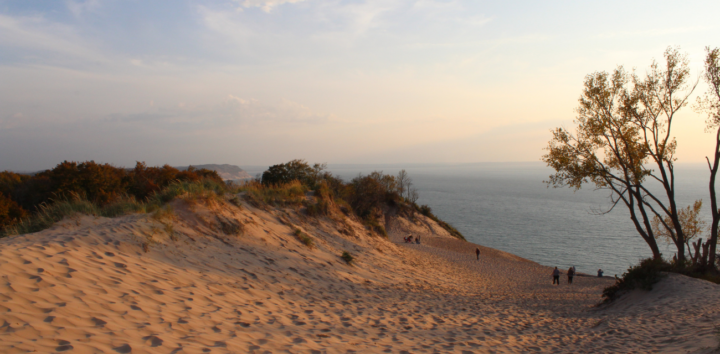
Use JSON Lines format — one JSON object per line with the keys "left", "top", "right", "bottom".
{"left": 408, "top": 235, "right": 413, "bottom": 243}
{"left": 597, "top": 269, "right": 603, "bottom": 277}
{"left": 567, "top": 267, "right": 575, "bottom": 284}
{"left": 415, "top": 236, "right": 421, "bottom": 244}
{"left": 552, "top": 267, "right": 560, "bottom": 285}
{"left": 475, "top": 247, "right": 480, "bottom": 260}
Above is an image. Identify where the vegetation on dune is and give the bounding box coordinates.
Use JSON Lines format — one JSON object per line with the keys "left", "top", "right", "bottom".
{"left": 341, "top": 251, "right": 354, "bottom": 265}
{"left": 256, "top": 159, "right": 465, "bottom": 240}
{"left": 601, "top": 258, "right": 670, "bottom": 304}
{"left": 544, "top": 46, "right": 720, "bottom": 292}
{"left": 1, "top": 158, "right": 464, "bottom": 242}
{"left": 0, "top": 161, "right": 224, "bottom": 237}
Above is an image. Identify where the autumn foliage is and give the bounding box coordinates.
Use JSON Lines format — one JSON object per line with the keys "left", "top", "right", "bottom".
{"left": 0, "top": 161, "right": 222, "bottom": 231}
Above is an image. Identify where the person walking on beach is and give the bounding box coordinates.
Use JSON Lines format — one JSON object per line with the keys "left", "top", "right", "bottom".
{"left": 475, "top": 247, "right": 480, "bottom": 260}
{"left": 567, "top": 266, "right": 575, "bottom": 284}
{"left": 597, "top": 269, "right": 604, "bottom": 277}
{"left": 552, "top": 267, "right": 560, "bottom": 285}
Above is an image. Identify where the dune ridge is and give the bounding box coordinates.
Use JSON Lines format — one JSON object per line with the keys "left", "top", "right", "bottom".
{"left": 1, "top": 195, "right": 719, "bottom": 353}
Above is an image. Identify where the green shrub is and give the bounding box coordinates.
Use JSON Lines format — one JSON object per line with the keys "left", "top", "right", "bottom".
{"left": 241, "top": 181, "right": 307, "bottom": 207}
{"left": 293, "top": 228, "right": 314, "bottom": 247}
{"left": 1, "top": 179, "right": 224, "bottom": 237}
{"left": 100, "top": 196, "right": 146, "bottom": 217}
{"left": 228, "top": 195, "right": 242, "bottom": 207}
{"left": 341, "top": 251, "right": 354, "bottom": 265}
{"left": 413, "top": 203, "right": 465, "bottom": 240}
{"left": 3, "top": 195, "right": 100, "bottom": 236}
{"left": 217, "top": 216, "right": 243, "bottom": 236}
{"left": 602, "top": 258, "right": 670, "bottom": 303}
{"left": 149, "top": 179, "right": 227, "bottom": 205}
{"left": 364, "top": 218, "right": 387, "bottom": 237}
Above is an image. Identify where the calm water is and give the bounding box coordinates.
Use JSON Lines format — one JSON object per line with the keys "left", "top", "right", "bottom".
{"left": 244, "top": 162, "right": 710, "bottom": 276}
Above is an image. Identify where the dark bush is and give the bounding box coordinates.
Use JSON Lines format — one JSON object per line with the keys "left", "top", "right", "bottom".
{"left": 0, "top": 193, "right": 27, "bottom": 229}
{"left": 0, "top": 171, "right": 29, "bottom": 198}
{"left": 341, "top": 251, "right": 354, "bottom": 265}
{"left": 0, "top": 161, "right": 225, "bottom": 235}
{"left": 41, "top": 161, "right": 127, "bottom": 206}
{"left": 349, "top": 173, "right": 396, "bottom": 218}
{"left": 293, "top": 228, "right": 314, "bottom": 247}
{"left": 262, "top": 159, "right": 315, "bottom": 186}
{"left": 602, "top": 258, "right": 670, "bottom": 303}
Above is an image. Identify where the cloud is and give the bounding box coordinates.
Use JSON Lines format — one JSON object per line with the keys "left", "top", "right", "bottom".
{"left": 237, "top": 0, "right": 308, "bottom": 13}
{"left": 0, "top": 14, "right": 104, "bottom": 64}
{"left": 66, "top": 0, "right": 102, "bottom": 18}
{"left": 102, "top": 95, "right": 331, "bottom": 132}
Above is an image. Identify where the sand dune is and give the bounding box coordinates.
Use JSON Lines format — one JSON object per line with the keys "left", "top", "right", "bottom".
{"left": 1, "top": 196, "right": 719, "bottom": 353}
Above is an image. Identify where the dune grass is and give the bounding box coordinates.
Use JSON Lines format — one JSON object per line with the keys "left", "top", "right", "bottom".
{"left": 240, "top": 181, "right": 307, "bottom": 207}
{"left": 1, "top": 179, "right": 228, "bottom": 237}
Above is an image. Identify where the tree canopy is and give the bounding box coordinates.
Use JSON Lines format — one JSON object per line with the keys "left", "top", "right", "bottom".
{"left": 543, "top": 47, "right": 697, "bottom": 264}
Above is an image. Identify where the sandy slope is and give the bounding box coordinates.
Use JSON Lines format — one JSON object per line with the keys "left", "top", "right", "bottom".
{"left": 0, "top": 196, "right": 719, "bottom": 353}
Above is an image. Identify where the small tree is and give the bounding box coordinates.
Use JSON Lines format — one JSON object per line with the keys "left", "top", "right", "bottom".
{"left": 261, "top": 159, "right": 315, "bottom": 186}
{"left": 543, "top": 47, "right": 697, "bottom": 264}
{"left": 652, "top": 200, "right": 707, "bottom": 266}
{"left": 695, "top": 46, "right": 720, "bottom": 268}
{"left": 397, "top": 169, "right": 410, "bottom": 198}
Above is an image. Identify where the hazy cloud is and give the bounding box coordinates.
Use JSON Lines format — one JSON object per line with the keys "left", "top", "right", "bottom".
{"left": 237, "top": 0, "right": 308, "bottom": 13}
{"left": 66, "top": 0, "right": 102, "bottom": 18}
{"left": 0, "top": 13, "right": 104, "bottom": 64}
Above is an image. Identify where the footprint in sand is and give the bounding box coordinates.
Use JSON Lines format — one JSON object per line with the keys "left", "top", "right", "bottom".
{"left": 56, "top": 340, "right": 73, "bottom": 352}
{"left": 142, "top": 335, "right": 163, "bottom": 347}
{"left": 113, "top": 344, "right": 132, "bottom": 353}
{"left": 91, "top": 317, "right": 107, "bottom": 328}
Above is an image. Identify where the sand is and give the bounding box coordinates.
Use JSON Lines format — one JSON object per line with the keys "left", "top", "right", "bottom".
{"left": 1, "top": 196, "right": 719, "bottom": 353}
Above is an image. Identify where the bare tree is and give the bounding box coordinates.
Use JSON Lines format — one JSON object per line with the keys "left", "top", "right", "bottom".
{"left": 695, "top": 46, "right": 720, "bottom": 268}
{"left": 409, "top": 187, "right": 419, "bottom": 204}
{"left": 543, "top": 47, "right": 697, "bottom": 264}
{"left": 397, "top": 169, "right": 410, "bottom": 198}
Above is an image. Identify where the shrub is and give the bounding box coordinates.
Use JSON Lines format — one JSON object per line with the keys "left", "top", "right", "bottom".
{"left": 41, "top": 160, "right": 128, "bottom": 206}
{"left": 3, "top": 195, "right": 100, "bottom": 236}
{"left": 100, "top": 196, "right": 146, "bottom": 217}
{"left": 414, "top": 203, "right": 466, "bottom": 241}
{"left": 241, "top": 181, "right": 307, "bottom": 207}
{"left": 602, "top": 258, "right": 670, "bottom": 303}
{"left": 364, "top": 218, "right": 387, "bottom": 237}
{"left": 305, "top": 181, "right": 332, "bottom": 217}
{"left": 293, "top": 228, "right": 314, "bottom": 247}
{"left": 262, "top": 159, "right": 323, "bottom": 186}
{"left": 0, "top": 193, "right": 27, "bottom": 230}
{"left": 217, "top": 216, "right": 243, "bottom": 236}
{"left": 148, "top": 179, "right": 227, "bottom": 205}
{"left": 1, "top": 179, "right": 224, "bottom": 237}
{"left": 341, "top": 251, "right": 354, "bottom": 265}
{"left": 228, "top": 195, "right": 242, "bottom": 207}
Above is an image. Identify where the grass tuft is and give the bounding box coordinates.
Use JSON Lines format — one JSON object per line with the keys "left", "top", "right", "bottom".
{"left": 341, "top": 251, "right": 354, "bottom": 265}
{"left": 240, "top": 181, "right": 307, "bottom": 207}
{"left": 293, "top": 228, "right": 314, "bottom": 248}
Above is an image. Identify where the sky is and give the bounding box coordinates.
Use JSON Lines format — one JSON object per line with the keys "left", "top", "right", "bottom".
{"left": 0, "top": 0, "right": 718, "bottom": 171}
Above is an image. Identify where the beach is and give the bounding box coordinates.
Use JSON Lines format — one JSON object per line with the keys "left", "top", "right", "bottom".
{"left": 0, "top": 196, "right": 718, "bottom": 353}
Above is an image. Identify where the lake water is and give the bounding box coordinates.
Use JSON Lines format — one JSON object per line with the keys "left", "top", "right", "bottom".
{"left": 243, "top": 162, "right": 711, "bottom": 277}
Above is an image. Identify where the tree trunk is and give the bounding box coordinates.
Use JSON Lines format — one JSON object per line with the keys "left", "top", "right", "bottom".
{"left": 628, "top": 188, "right": 663, "bottom": 260}
{"left": 708, "top": 129, "right": 720, "bottom": 270}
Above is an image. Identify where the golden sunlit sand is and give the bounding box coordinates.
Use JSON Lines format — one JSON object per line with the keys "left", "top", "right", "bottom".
{"left": 1, "top": 196, "right": 718, "bottom": 353}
